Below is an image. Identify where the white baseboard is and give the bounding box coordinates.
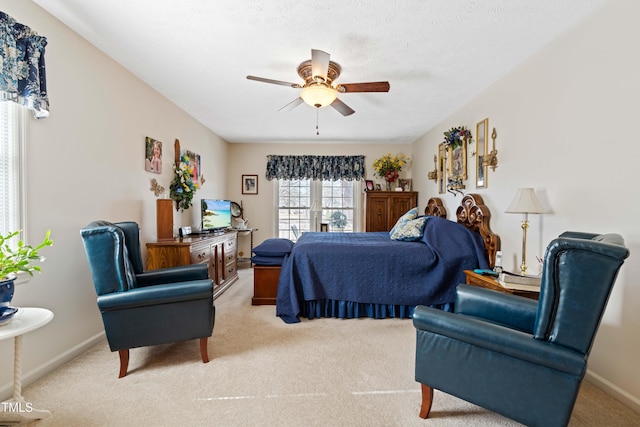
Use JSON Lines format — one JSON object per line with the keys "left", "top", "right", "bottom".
{"left": 585, "top": 369, "right": 640, "bottom": 414}
{"left": 0, "top": 332, "right": 106, "bottom": 401}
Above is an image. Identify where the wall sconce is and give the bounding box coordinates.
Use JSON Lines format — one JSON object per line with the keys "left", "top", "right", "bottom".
{"left": 427, "top": 155, "right": 438, "bottom": 182}
{"left": 447, "top": 177, "right": 465, "bottom": 196}
{"left": 482, "top": 127, "right": 499, "bottom": 171}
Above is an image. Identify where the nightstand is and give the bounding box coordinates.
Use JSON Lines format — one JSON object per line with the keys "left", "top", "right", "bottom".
{"left": 463, "top": 270, "right": 539, "bottom": 300}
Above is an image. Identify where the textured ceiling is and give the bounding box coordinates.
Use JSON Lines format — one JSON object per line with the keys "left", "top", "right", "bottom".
{"left": 34, "top": 0, "right": 608, "bottom": 144}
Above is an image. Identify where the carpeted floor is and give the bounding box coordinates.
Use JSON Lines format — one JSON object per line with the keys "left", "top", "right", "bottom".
{"left": 13, "top": 268, "right": 640, "bottom": 426}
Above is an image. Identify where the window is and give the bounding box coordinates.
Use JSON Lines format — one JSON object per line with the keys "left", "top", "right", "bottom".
{"left": 276, "top": 179, "right": 311, "bottom": 241}
{"left": 0, "top": 102, "right": 26, "bottom": 239}
{"left": 275, "top": 179, "right": 361, "bottom": 240}
{"left": 320, "top": 180, "right": 355, "bottom": 232}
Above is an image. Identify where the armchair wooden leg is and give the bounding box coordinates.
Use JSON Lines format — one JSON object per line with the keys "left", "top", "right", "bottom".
{"left": 200, "top": 337, "right": 210, "bottom": 363}
{"left": 419, "top": 383, "right": 434, "bottom": 419}
{"left": 118, "top": 349, "right": 129, "bottom": 378}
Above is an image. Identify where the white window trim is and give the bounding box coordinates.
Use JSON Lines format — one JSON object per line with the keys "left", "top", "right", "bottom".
{"left": 1, "top": 102, "right": 28, "bottom": 283}
{"left": 272, "top": 179, "right": 364, "bottom": 236}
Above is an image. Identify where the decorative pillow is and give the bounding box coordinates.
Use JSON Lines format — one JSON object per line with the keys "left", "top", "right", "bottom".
{"left": 390, "top": 207, "right": 427, "bottom": 241}
{"left": 397, "top": 207, "right": 419, "bottom": 223}
{"left": 252, "top": 238, "right": 294, "bottom": 257}
{"left": 389, "top": 207, "right": 418, "bottom": 236}
{"left": 390, "top": 217, "right": 427, "bottom": 241}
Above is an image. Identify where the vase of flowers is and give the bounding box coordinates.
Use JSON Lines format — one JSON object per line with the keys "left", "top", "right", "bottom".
{"left": 372, "top": 153, "right": 408, "bottom": 190}
{"left": 0, "top": 230, "right": 53, "bottom": 320}
{"left": 169, "top": 153, "right": 201, "bottom": 212}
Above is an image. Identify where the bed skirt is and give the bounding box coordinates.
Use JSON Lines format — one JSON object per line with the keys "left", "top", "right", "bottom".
{"left": 300, "top": 299, "right": 454, "bottom": 320}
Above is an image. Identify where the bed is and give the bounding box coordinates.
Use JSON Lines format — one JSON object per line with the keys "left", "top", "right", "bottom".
{"left": 276, "top": 194, "right": 501, "bottom": 324}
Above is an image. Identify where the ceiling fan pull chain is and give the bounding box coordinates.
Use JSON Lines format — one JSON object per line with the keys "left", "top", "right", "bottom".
{"left": 316, "top": 108, "right": 320, "bottom": 135}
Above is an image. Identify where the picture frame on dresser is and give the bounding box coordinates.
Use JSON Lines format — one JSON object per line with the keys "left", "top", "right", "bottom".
{"left": 476, "top": 118, "right": 489, "bottom": 188}
{"left": 242, "top": 174, "right": 258, "bottom": 194}
{"left": 398, "top": 179, "right": 412, "bottom": 191}
{"left": 365, "top": 180, "right": 374, "bottom": 191}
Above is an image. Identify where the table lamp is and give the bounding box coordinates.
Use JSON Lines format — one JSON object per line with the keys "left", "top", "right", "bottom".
{"left": 505, "top": 188, "right": 545, "bottom": 275}
{"left": 310, "top": 201, "right": 322, "bottom": 231}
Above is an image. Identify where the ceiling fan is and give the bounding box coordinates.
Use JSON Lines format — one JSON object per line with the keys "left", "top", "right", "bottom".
{"left": 247, "top": 49, "right": 390, "bottom": 117}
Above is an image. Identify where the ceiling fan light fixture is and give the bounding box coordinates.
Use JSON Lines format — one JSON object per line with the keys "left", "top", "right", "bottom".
{"left": 300, "top": 83, "right": 337, "bottom": 108}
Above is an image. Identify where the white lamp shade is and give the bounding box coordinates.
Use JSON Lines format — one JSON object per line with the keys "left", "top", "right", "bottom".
{"left": 505, "top": 188, "right": 545, "bottom": 214}
{"left": 310, "top": 201, "right": 322, "bottom": 212}
{"left": 300, "top": 84, "right": 337, "bottom": 108}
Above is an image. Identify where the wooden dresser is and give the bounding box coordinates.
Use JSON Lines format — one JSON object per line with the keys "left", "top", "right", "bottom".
{"left": 365, "top": 191, "right": 418, "bottom": 231}
{"left": 146, "top": 231, "right": 238, "bottom": 299}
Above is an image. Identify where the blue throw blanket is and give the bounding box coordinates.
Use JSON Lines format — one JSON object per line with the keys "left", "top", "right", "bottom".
{"left": 276, "top": 216, "right": 489, "bottom": 323}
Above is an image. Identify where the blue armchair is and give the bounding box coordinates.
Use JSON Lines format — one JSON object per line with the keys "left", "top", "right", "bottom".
{"left": 80, "top": 221, "right": 215, "bottom": 378}
{"left": 413, "top": 232, "right": 629, "bottom": 427}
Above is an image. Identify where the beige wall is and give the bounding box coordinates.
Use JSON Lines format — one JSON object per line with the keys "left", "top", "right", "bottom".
{"left": 227, "top": 143, "right": 412, "bottom": 255}
{"left": 0, "top": 1, "right": 229, "bottom": 395}
{"left": 412, "top": 0, "right": 640, "bottom": 409}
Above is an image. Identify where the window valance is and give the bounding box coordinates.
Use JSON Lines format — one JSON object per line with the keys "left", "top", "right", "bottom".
{"left": 0, "top": 12, "right": 49, "bottom": 118}
{"left": 265, "top": 155, "right": 365, "bottom": 181}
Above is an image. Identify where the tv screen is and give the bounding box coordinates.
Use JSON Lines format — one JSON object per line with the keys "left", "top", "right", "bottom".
{"left": 201, "top": 199, "right": 232, "bottom": 231}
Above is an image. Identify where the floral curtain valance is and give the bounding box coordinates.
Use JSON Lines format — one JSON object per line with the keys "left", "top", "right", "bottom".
{"left": 0, "top": 12, "right": 49, "bottom": 119}
{"left": 265, "top": 155, "right": 366, "bottom": 181}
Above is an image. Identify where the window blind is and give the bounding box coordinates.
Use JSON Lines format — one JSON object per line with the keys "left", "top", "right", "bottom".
{"left": 0, "top": 102, "right": 25, "bottom": 237}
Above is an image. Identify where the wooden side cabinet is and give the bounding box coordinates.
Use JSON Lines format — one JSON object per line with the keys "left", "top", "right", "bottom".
{"left": 463, "top": 270, "right": 539, "bottom": 300}
{"left": 252, "top": 265, "right": 281, "bottom": 305}
{"left": 146, "top": 231, "right": 238, "bottom": 299}
{"left": 365, "top": 191, "right": 418, "bottom": 231}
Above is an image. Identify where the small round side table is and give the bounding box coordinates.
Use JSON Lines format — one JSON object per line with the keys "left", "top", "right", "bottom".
{"left": 0, "top": 307, "right": 54, "bottom": 423}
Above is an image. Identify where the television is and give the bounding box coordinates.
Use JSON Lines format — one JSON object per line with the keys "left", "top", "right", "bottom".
{"left": 200, "top": 199, "right": 232, "bottom": 232}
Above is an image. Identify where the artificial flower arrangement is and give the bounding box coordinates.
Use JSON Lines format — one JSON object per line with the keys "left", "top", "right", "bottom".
{"left": 169, "top": 153, "right": 201, "bottom": 212}
{"left": 372, "top": 152, "right": 409, "bottom": 183}
{"left": 443, "top": 126, "right": 473, "bottom": 149}
{"left": 0, "top": 230, "right": 53, "bottom": 280}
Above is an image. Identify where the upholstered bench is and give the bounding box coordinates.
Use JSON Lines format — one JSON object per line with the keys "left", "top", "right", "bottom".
{"left": 251, "top": 238, "right": 293, "bottom": 306}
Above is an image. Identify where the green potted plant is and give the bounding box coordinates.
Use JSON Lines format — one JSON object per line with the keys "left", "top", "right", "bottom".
{"left": 0, "top": 230, "right": 54, "bottom": 309}
{"left": 330, "top": 211, "right": 347, "bottom": 230}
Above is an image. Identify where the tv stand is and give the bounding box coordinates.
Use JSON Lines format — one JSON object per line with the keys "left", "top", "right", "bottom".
{"left": 146, "top": 230, "right": 238, "bottom": 299}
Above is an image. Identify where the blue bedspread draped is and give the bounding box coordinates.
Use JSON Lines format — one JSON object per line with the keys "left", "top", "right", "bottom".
{"left": 276, "top": 216, "right": 489, "bottom": 323}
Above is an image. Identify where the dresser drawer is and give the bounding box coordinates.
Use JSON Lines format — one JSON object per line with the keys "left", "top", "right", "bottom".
{"left": 190, "top": 248, "right": 210, "bottom": 264}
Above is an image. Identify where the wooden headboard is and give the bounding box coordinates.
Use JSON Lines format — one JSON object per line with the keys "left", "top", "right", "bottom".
{"left": 424, "top": 197, "right": 447, "bottom": 218}
{"left": 455, "top": 194, "right": 501, "bottom": 268}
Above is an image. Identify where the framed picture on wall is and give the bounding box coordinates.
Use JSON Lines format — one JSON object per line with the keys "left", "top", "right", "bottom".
{"left": 242, "top": 174, "right": 258, "bottom": 194}
{"left": 476, "top": 118, "right": 488, "bottom": 188}
{"left": 144, "top": 137, "right": 162, "bottom": 174}
{"left": 437, "top": 143, "right": 446, "bottom": 194}
{"left": 448, "top": 143, "right": 467, "bottom": 181}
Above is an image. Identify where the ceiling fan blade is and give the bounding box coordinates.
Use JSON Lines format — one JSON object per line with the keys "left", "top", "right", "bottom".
{"left": 337, "top": 81, "right": 390, "bottom": 93}
{"left": 279, "top": 97, "right": 304, "bottom": 112}
{"left": 247, "top": 75, "right": 301, "bottom": 88}
{"left": 330, "top": 98, "right": 355, "bottom": 116}
{"left": 311, "top": 49, "right": 330, "bottom": 80}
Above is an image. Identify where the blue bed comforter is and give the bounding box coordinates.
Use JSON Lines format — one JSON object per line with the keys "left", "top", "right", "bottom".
{"left": 276, "top": 216, "right": 489, "bottom": 323}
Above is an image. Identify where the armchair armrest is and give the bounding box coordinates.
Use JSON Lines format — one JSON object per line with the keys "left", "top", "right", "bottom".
{"left": 413, "top": 306, "right": 585, "bottom": 376}
{"left": 98, "top": 279, "right": 213, "bottom": 311}
{"left": 136, "top": 264, "right": 209, "bottom": 287}
{"left": 455, "top": 284, "right": 538, "bottom": 333}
